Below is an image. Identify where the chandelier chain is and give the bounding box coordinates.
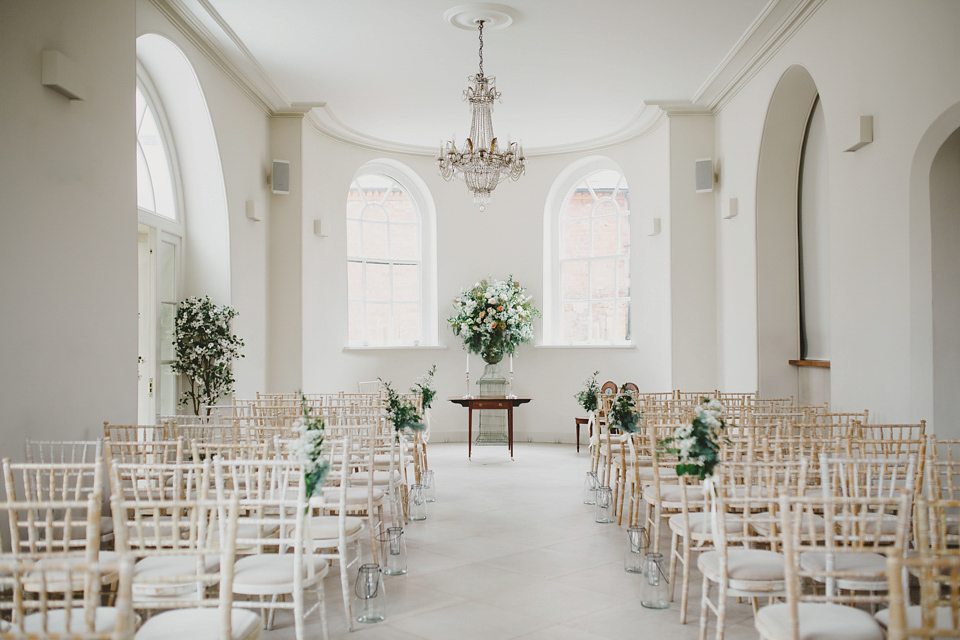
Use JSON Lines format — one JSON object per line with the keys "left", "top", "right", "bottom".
{"left": 477, "top": 20, "right": 484, "bottom": 77}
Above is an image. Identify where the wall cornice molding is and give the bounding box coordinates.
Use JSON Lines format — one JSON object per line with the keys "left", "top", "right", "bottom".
{"left": 152, "top": 0, "right": 826, "bottom": 154}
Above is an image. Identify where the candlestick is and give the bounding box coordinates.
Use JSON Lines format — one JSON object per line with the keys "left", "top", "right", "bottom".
{"left": 509, "top": 354, "right": 513, "bottom": 374}
{"left": 465, "top": 351, "right": 469, "bottom": 375}
{"left": 463, "top": 371, "right": 473, "bottom": 399}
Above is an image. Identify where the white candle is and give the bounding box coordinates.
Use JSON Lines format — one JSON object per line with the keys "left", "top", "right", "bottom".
{"left": 509, "top": 354, "right": 514, "bottom": 374}
{"left": 465, "top": 352, "right": 470, "bottom": 375}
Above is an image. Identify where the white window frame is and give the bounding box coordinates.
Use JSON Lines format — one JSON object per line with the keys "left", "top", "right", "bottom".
{"left": 346, "top": 160, "right": 438, "bottom": 347}
{"left": 543, "top": 158, "right": 631, "bottom": 346}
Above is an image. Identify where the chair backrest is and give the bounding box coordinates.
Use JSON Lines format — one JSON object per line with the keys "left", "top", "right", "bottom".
{"left": 104, "top": 436, "right": 184, "bottom": 466}
{"left": 1, "top": 496, "right": 100, "bottom": 557}
{"left": 103, "top": 423, "right": 171, "bottom": 443}
{"left": 599, "top": 381, "right": 617, "bottom": 395}
{"left": 915, "top": 497, "right": 960, "bottom": 554}
{"left": 886, "top": 552, "right": 960, "bottom": 640}
{"left": 107, "top": 460, "right": 211, "bottom": 508}
{"left": 191, "top": 439, "right": 271, "bottom": 462}
{"left": 112, "top": 494, "right": 242, "bottom": 639}
{"left": 0, "top": 555, "right": 134, "bottom": 640}
{"left": 820, "top": 454, "right": 917, "bottom": 500}
{"left": 3, "top": 458, "right": 104, "bottom": 504}
{"left": 24, "top": 439, "right": 102, "bottom": 464}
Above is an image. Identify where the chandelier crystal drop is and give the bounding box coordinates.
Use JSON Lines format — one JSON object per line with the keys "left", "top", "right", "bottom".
{"left": 437, "top": 19, "right": 525, "bottom": 212}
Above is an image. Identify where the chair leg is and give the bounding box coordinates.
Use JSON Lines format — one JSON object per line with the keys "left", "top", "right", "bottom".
{"left": 680, "top": 542, "right": 692, "bottom": 625}
{"left": 669, "top": 530, "right": 679, "bottom": 603}
{"left": 699, "top": 576, "right": 710, "bottom": 640}
{"left": 316, "top": 581, "right": 329, "bottom": 640}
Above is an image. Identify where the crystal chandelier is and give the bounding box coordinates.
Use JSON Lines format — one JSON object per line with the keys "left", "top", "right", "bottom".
{"left": 437, "top": 19, "right": 525, "bottom": 212}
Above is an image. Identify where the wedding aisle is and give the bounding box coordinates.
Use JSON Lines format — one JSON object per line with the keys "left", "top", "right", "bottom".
{"left": 264, "top": 443, "right": 759, "bottom": 639}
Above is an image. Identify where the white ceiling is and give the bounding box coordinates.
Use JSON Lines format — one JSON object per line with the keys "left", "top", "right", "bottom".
{"left": 185, "top": 0, "right": 773, "bottom": 152}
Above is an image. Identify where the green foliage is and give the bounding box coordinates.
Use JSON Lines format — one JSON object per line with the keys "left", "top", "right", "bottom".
{"left": 608, "top": 389, "right": 641, "bottom": 432}
{"left": 172, "top": 296, "right": 245, "bottom": 415}
{"left": 382, "top": 379, "right": 424, "bottom": 433}
{"left": 575, "top": 371, "right": 601, "bottom": 413}
{"left": 412, "top": 365, "right": 437, "bottom": 410}
{"left": 657, "top": 398, "right": 728, "bottom": 480}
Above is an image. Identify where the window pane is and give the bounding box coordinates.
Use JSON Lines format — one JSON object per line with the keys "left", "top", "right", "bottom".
{"left": 392, "top": 264, "right": 419, "bottom": 302}
{"left": 160, "top": 302, "right": 176, "bottom": 361}
{"left": 592, "top": 215, "right": 617, "bottom": 257}
{"left": 361, "top": 220, "right": 388, "bottom": 258}
{"left": 593, "top": 199, "right": 618, "bottom": 217}
{"left": 617, "top": 258, "right": 630, "bottom": 298}
{"left": 561, "top": 261, "right": 588, "bottom": 301}
{"left": 346, "top": 191, "right": 364, "bottom": 219}
{"left": 562, "top": 220, "right": 590, "bottom": 260}
{"left": 361, "top": 204, "right": 387, "bottom": 222}
{"left": 394, "top": 303, "right": 420, "bottom": 342}
{"left": 136, "top": 144, "right": 155, "bottom": 212}
{"left": 389, "top": 223, "right": 418, "bottom": 261}
{"left": 619, "top": 216, "right": 631, "bottom": 254}
{"left": 365, "top": 262, "right": 390, "bottom": 301}
{"left": 160, "top": 241, "right": 176, "bottom": 301}
{"left": 384, "top": 187, "right": 417, "bottom": 223}
{"left": 563, "top": 188, "right": 593, "bottom": 219}
{"left": 137, "top": 97, "right": 175, "bottom": 219}
{"left": 562, "top": 302, "right": 589, "bottom": 343}
{"left": 365, "top": 303, "right": 390, "bottom": 344}
{"left": 590, "top": 301, "right": 614, "bottom": 342}
{"left": 590, "top": 259, "right": 615, "bottom": 300}
{"left": 347, "top": 261, "right": 362, "bottom": 300}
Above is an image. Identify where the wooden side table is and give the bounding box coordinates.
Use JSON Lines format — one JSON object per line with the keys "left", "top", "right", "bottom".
{"left": 448, "top": 396, "right": 532, "bottom": 460}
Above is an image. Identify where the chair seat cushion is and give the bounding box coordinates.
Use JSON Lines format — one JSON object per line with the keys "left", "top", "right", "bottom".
{"left": 799, "top": 551, "right": 888, "bottom": 591}
{"left": 133, "top": 555, "right": 219, "bottom": 598}
{"left": 24, "top": 552, "right": 120, "bottom": 592}
{"left": 643, "top": 483, "right": 704, "bottom": 505}
{"left": 755, "top": 602, "right": 884, "bottom": 640}
{"left": 232, "top": 553, "right": 328, "bottom": 592}
{"left": 18, "top": 606, "right": 132, "bottom": 634}
{"left": 875, "top": 605, "right": 959, "bottom": 632}
{"left": 348, "top": 470, "right": 401, "bottom": 486}
{"left": 135, "top": 607, "right": 261, "bottom": 640}
{"left": 699, "top": 549, "right": 785, "bottom": 591}
{"left": 321, "top": 486, "right": 385, "bottom": 505}
{"left": 669, "top": 512, "right": 744, "bottom": 538}
{"left": 308, "top": 515, "right": 365, "bottom": 543}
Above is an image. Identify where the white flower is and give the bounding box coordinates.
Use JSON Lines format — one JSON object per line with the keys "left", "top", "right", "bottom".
{"left": 699, "top": 410, "right": 722, "bottom": 430}
{"left": 702, "top": 398, "right": 725, "bottom": 413}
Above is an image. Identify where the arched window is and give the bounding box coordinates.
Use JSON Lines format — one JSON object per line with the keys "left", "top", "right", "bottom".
{"left": 346, "top": 164, "right": 436, "bottom": 346}
{"left": 136, "top": 84, "right": 178, "bottom": 221}
{"left": 548, "top": 165, "right": 631, "bottom": 344}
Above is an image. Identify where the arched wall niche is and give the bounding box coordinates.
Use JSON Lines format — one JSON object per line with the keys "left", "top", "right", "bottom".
{"left": 136, "top": 33, "right": 231, "bottom": 305}
{"left": 755, "top": 65, "right": 819, "bottom": 399}
{"left": 909, "top": 101, "right": 960, "bottom": 438}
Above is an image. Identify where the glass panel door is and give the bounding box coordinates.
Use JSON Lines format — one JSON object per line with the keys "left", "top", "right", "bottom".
{"left": 137, "top": 224, "right": 157, "bottom": 425}
{"left": 158, "top": 235, "right": 180, "bottom": 419}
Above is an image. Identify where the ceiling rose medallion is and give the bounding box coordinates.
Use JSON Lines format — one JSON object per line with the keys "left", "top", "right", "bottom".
{"left": 437, "top": 4, "right": 524, "bottom": 212}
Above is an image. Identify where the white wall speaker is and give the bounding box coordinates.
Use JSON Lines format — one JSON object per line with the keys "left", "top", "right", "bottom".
{"left": 695, "top": 158, "right": 714, "bottom": 193}
{"left": 313, "top": 220, "right": 327, "bottom": 237}
{"left": 271, "top": 160, "right": 290, "bottom": 195}
{"left": 646, "top": 218, "right": 662, "bottom": 236}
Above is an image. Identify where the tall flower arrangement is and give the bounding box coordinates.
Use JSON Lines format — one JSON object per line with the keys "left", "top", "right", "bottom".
{"left": 291, "top": 393, "right": 329, "bottom": 504}
{"left": 607, "top": 387, "right": 641, "bottom": 433}
{"left": 659, "top": 398, "right": 727, "bottom": 480}
{"left": 448, "top": 276, "right": 540, "bottom": 362}
{"left": 172, "top": 296, "right": 245, "bottom": 415}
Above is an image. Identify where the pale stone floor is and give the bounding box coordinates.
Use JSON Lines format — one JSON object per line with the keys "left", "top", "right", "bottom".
{"left": 262, "top": 443, "right": 761, "bottom": 640}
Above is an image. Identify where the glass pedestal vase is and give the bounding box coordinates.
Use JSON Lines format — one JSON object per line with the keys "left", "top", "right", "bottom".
{"left": 476, "top": 362, "right": 508, "bottom": 445}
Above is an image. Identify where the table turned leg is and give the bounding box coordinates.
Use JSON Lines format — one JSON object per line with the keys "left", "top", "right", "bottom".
{"left": 508, "top": 405, "right": 514, "bottom": 460}
{"left": 468, "top": 406, "right": 473, "bottom": 460}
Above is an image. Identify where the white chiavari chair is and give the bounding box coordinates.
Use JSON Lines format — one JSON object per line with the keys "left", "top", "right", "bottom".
{"left": 215, "top": 458, "right": 328, "bottom": 640}
{"left": 882, "top": 552, "right": 960, "bottom": 639}
{"left": 24, "top": 439, "right": 103, "bottom": 464}
{"left": 113, "top": 495, "right": 260, "bottom": 640}
{"left": 755, "top": 493, "right": 911, "bottom": 640}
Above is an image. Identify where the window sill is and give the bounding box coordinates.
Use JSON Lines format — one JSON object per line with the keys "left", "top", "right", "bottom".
{"left": 534, "top": 344, "right": 636, "bottom": 350}
{"left": 788, "top": 359, "right": 830, "bottom": 368}
{"left": 343, "top": 345, "right": 448, "bottom": 352}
